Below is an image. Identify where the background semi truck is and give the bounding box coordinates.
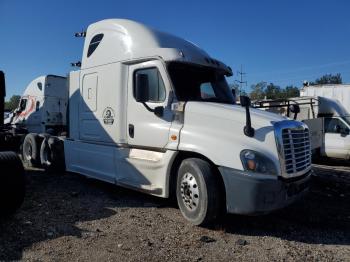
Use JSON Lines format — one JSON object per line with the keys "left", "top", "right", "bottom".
{"left": 1, "top": 75, "right": 67, "bottom": 167}
{"left": 13, "top": 19, "right": 311, "bottom": 225}
{"left": 0, "top": 71, "right": 25, "bottom": 217}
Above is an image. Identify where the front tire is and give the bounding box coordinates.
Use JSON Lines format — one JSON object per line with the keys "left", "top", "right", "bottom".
{"left": 176, "top": 158, "right": 222, "bottom": 226}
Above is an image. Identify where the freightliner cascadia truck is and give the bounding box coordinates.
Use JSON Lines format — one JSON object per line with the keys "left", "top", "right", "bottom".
{"left": 20, "top": 19, "right": 312, "bottom": 225}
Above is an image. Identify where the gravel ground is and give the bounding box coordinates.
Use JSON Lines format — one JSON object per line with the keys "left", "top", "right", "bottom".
{"left": 0, "top": 161, "right": 349, "bottom": 261}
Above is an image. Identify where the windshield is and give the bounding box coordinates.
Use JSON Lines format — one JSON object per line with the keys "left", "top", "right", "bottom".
{"left": 341, "top": 116, "right": 350, "bottom": 126}
{"left": 167, "top": 62, "right": 235, "bottom": 104}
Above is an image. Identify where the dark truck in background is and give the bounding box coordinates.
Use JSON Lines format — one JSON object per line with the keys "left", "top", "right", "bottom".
{"left": 0, "top": 71, "right": 25, "bottom": 217}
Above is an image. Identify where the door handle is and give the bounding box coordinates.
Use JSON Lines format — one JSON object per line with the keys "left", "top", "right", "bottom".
{"left": 129, "top": 124, "right": 134, "bottom": 138}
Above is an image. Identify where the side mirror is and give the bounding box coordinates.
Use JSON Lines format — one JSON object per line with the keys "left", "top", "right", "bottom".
{"left": 341, "top": 128, "right": 349, "bottom": 135}
{"left": 135, "top": 74, "right": 149, "bottom": 103}
{"left": 154, "top": 106, "right": 164, "bottom": 117}
{"left": 240, "top": 95, "right": 251, "bottom": 107}
{"left": 289, "top": 104, "right": 300, "bottom": 120}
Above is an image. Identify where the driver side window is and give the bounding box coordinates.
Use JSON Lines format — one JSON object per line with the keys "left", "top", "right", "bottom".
{"left": 133, "top": 68, "right": 166, "bottom": 103}
{"left": 325, "top": 118, "right": 348, "bottom": 134}
{"left": 19, "top": 99, "right": 27, "bottom": 112}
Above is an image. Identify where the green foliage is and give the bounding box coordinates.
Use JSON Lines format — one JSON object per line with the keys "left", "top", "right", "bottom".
{"left": 5, "top": 95, "right": 20, "bottom": 111}
{"left": 250, "top": 82, "right": 267, "bottom": 100}
{"left": 249, "top": 82, "right": 299, "bottom": 100}
{"left": 311, "top": 73, "right": 342, "bottom": 85}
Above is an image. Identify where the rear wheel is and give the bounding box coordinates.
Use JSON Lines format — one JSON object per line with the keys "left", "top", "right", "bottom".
{"left": 22, "top": 133, "right": 42, "bottom": 167}
{"left": 40, "top": 136, "right": 65, "bottom": 172}
{"left": 0, "top": 151, "right": 25, "bottom": 217}
{"left": 176, "top": 158, "right": 222, "bottom": 226}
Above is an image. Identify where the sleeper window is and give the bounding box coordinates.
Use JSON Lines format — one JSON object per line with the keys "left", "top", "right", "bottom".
{"left": 134, "top": 68, "right": 166, "bottom": 102}
{"left": 87, "top": 34, "right": 104, "bottom": 57}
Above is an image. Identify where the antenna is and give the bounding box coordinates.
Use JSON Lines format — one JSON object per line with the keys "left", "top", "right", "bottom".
{"left": 235, "top": 64, "right": 247, "bottom": 94}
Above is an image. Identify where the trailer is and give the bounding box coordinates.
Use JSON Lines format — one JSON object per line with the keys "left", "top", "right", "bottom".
{"left": 301, "top": 84, "right": 350, "bottom": 113}
{"left": 0, "top": 71, "right": 25, "bottom": 217}
{"left": 19, "top": 19, "right": 311, "bottom": 225}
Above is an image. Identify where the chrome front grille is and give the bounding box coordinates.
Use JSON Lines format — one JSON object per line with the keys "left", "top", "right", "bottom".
{"left": 281, "top": 128, "right": 311, "bottom": 174}
{"left": 274, "top": 120, "right": 312, "bottom": 178}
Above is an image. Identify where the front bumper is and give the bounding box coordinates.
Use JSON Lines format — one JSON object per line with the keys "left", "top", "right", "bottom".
{"left": 218, "top": 167, "right": 311, "bottom": 215}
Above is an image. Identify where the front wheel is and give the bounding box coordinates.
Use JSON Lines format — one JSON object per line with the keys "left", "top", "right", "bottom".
{"left": 176, "top": 158, "right": 222, "bottom": 226}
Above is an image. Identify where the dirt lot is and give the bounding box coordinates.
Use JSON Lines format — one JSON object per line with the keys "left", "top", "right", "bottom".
{"left": 0, "top": 161, "right": 349, "bottom": 261}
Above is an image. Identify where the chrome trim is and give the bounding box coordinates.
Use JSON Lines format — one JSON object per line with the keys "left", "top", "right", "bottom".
{"left": 274, "top": 120, "right": 312, "bottom": 178}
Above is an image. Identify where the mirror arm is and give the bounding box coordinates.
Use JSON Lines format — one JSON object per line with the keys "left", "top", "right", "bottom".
{"left": 141, "top": 102, "right": 164, "bottom": 117}
{"left": 244, "top": 105, "right": 255, "bottom": 137}
{"left": 142, "top": 102, "right": 154, "bottom": 113}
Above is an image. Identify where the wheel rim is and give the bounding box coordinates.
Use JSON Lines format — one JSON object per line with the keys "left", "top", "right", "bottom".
{"left": 180, "top": 172, "right": 199, "bottom": 211}
{"left": 24, "top": 143, "right": 32, "bottom": 161}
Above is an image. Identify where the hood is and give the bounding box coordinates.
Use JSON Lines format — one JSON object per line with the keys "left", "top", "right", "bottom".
{"left": 178, "top": 101, "right": 283, "bottom": 170}
{"left": 184, "top": 102, "right": 286, "bottom": 128}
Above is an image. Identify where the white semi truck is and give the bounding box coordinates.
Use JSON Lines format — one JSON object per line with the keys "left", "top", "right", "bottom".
{"left": 9, "top": 75, "right": 67, "bottom": 134}
{"left": 2, "top": 75, "right": 68, "bottom": 167}
{"left": 21, "top": 19, "right": 311, "bottom": 225}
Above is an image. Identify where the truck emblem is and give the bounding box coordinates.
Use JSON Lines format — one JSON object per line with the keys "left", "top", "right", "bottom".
{"left": 102, "top": 107, "right": 115, "bottom": 125}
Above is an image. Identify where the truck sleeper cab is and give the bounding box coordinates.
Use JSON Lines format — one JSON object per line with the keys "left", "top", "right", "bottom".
{"left": 63, "top": 19, "right": 311, "bottom": 225}
{"left": 12, "top": 75, "right": 68, "bottom": 134}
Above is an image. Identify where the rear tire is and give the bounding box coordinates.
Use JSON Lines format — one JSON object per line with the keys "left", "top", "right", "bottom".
{"left": 40, "top": 136, "right": 65, "bottom": 172}
{"left": 22, "top": 133, "right": 42, "bottom": 167}
{"left": 176, "top": 158, "right": 222, "bottom": 226}
{"left": 0, "top": 151, "right": 25, "bottom": 217}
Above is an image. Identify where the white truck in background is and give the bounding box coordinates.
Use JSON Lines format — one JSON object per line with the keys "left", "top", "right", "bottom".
{"left": 9, "top": 75, "right": 67, "bottom": 134}
{"left": 19, "top": 19, "right": 311, "bottom": 225}
{"left": 254, "top": 96, "right": 350, "bottom": 160}
{"left": 1, "top": 75, "right": 68, "bottom": 167}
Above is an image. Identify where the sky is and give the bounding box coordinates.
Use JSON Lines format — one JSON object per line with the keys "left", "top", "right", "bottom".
{"left": 1, "top": 0, "right": 350, "bottom": 98}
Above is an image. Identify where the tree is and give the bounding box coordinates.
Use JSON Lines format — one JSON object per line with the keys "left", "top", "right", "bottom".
{"left": 5, "top": 95, "right": 20, "bottom": 111}
{"left": 311, "top": 73, "right": 342, "bottom": 85}
{"left": 265, "top": 83, "right": 282, "bottom": 99}
{"left": 283, "top": 85, "right": 300, "bottom": 98}
{"left": 249, "top": 82, "right": 300, "bottom": 100}
{"left": 250, "top": 82, "right": 267, "bottom": 100}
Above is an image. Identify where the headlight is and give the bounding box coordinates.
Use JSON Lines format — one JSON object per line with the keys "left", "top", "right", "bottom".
{"left": 240, "top": 149, "right": 278, "bottom": 176}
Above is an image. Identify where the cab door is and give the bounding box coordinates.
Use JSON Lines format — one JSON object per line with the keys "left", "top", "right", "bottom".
{"left": 324, "top": 117, "right": 350, "bottom": 159}
{"left": 127, "top": 60, "right": 173, "bottom": 149}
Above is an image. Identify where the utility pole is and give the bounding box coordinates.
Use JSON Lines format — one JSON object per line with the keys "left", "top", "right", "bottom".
{"left": 235, "top": 64, "right": 247, "bottom": 94}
